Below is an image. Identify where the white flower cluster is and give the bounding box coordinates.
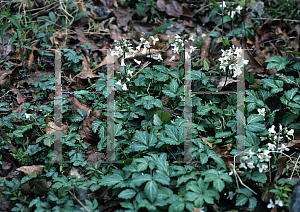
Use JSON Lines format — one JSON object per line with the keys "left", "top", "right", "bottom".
{"left": 218, "top": 45, "right": 249, "bottom": 78}
{"left": 219, "top": 1, "right": 243, "bottom": 18}
{"left": 240, "top": 148, "right": 269, "bottom": 173}
{"left": 170, "top": 34, "right": 196, "bottom": 56}
{"left": 110, "top": 34, "right": 163, "bottom": 64}
{"left": 267, "top": 198, "right": 283, "bottom": 208}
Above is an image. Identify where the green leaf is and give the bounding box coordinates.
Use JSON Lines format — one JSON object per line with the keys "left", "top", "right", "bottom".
{"left": 135, "top": 158, "right": 148, "bottom": 172}
{"left": 247, "top": 114, "right": 264, "bottom": 124}
{"left": 282, "top": 114, "right": 298, "bottom": 127}
{"left": 261, "top": 79, "right": 278, "bottom": 88}
{"left": 215, "top": 16, "right": 232, "bottom": 28}
{"left": 153, "top": 114, "right": 162, "bottom": 126}
{"left": 8, "top": 16, "right": 24, "bottom": 33}
{"left": 251, "top": 171, "right": 267, "bottom": 183}
{"left": 148, "top": 134, "right": 157, "bottom": 146}
{"left": 74, "top": 11, "right": 90, "bottom": 21}
{"left": 215, "top": 131, "right": 232, "bottom": 138}
{"left": 120, "top": 201, "right": 135, "bottom": 210}
{"left": 115, "top": 124, "right": 126, "bottom": 137}
{"left": 0, "top": 22, "right": 11, "bottom": 43}
{"left": 246, "top": 123, "right": 266, "bottom": 132}
{"left": 49, "top": 12, "right": 56, "bottom": 22}
{"left": 153, "top": 173, "right": 170, "bottom": 185}
{"left": 145, "top": 180, "right": 158, "bottom": 203}
{"left": 213, "top": 179, "right": 225, "bottom": 192}
{"left": 169, "top": 79, "right": 179, "bottom": 93}
{"left": 236, "top": 194, "right": 248, "bottom": 206}
{"left": 165, "top": 125, "right": 178, "bottom": 141}
{"left": 131, "top": 174, "right": 152, "bottom": 187}
{"left": 248, "top": 197, "right": 257, "bottom": 210}
{"left": 153, "top": 65, "right": 169, "bottom": 73}
{"left": 156, "top": 22, "right": 176, "bottom": 32}
{"left": 118, "top": 189, "right": 137, "bottom": 199}
{"left": 285, "top": 88, "right": 298, "bottom": 100}
{"left": 99, "top": 174, "right": 123, "bottom": 187}
{"left": 136, "top": 3, "right": 146, "bottom": 16}
{"left": 133, "top": 131, "right": 148, "bottom": 145}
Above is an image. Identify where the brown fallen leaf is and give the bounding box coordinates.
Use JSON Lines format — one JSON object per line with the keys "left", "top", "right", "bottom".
{"left": 231, "top": 37, "right": 264, "bottom": 75}
{"left": 16, "top": 165, "right": 44, "bottom": 176}
{"left": 200, "top": 36, "right": 212, "bottom": 65}
{"left": 75, "top": 28, "right": 99, "bottom": 52}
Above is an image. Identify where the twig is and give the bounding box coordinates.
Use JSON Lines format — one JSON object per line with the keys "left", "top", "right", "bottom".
{"left": 68, "top": 190, "right": 90, "bottom": 212}
{"left": 251, "top": 17, "right": 300, "bottom": 23}
{"left": 289, "top": 154, "right": 300, "bottom": 181}
{"left": 233, "top": 151, "right": 258, "bottom": 195}
{"left": 129, "top": 61, "right": 151, "bottom": 80}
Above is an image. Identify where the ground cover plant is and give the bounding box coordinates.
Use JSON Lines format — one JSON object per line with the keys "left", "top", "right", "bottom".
{"left": 0, "top": 0, "right": 300, "bottom": 211}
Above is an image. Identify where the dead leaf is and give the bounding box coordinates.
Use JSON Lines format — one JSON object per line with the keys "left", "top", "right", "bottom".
{"left": 114, "top": 9, "right": 136, "bottom": 27}
{"left": 274, "top": 157, "right": 287, "bottom": 181}
{"left": 79, "top": 110, "right": 104, "bottom": 143}
{"left": 0, "top": 127, "right": 17, "bottom": 154}
{"left": 78, "top": 54, "right": 102, "bottom": 79}
{"left": 75, "top": 28, "right": 99, "bottom": 52}
{"left": 16, "top": 165, "right": 44, "bottom": 176}
{"left": 200, "top": 36, "right": 212, "bottom": 64}
{"left": 21, "top": 180, "right": 47, "bottom": 195}
{"left": 87, "top": 152, "right": 106, "bottom": 166}
{"left": 17, "top": 93, "right": 27, "bottom": 104}
{"left": 45, "top": 121, "right": 69, "bottom": 135}
{"left": 2, "top": 152, "right": 18, "bottom": 172}
{"left": 69, "top": 167, "right": 84, "bottom": 179}
{"left": 28, "top": 46, "right": 39, "bottom": 69}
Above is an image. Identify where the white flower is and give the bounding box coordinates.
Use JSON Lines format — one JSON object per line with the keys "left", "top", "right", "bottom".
{"left": 25, "top": 113, "right": 31, "bottom": 119}
{"left": 157, "top": 54, "right": 163, "bottom": 61}
{"left": 279, "top": 124, "right": 282, "bottom": 131}
{"left": 268, "top": 125, "right": 276, "bottom": 134}
{"left": 267, "top": 143, "right": 276, "bottom": 151}
{"left": 235, "top": 5, "right": 243, "bottom": 14}
{"left": 241, "top": 155, "right": 248, "bottom": 161}
{"left": 260, "top": 137, "right": 267, "bottom": 141}
{"left": 267, "top": 199, "right": 275, "bottom": 208}
{"left": 287, "top": 129, "right": 294, "bottom": 136}
{"left": 235, "top": 47, "right": 243, "bottom": 58}
{"left": 121, "top": 58, "right": 125, "bottom": 66}
{"left": 142, "top": 47, "right": 147, "bottom": 54}
{"left": 170, "top": 56, "right": 175, "bottom": 61}
{"left": 220, "top": 1, "right": 226, "bottom": 8}
{"left": 227, "top": 191, "right": 236, "bottom": 200}
{"left": 248, "top": 149, "right": 256, "bottom": 157}
{"left": 258, "top": 150, "right": 271, "bottom": 162}
{"left": 143, "top": 40, "right": 151, "bottom": 49}
{"left": 122, "top": 83, "right": 128, "bottom": 91}
{"left": 127, "top": 69, "right": 134, "bottom": 76}
{"left": 258, "top": 108, "right": 266, "bottom": 117}
{"left": 247, "top": 161, "right": 255, "bottom": 169}
{"left": 228, "top": 10, "right": 236, "bottom": 18}
{"left": 240, "top": 163, "right": 247, "bottom": 170}
{"left": 189, "top": 35, "right": 195, "bottom": 42}
{"left": 278, "top": 144, "right": 289, "bottom": 152}
{"left": 257, "top": 163, "right": 268, "bottom": 173}
{"left": 190, "top": 46, "right": 197, "bottom": 53}
{"left": 275, "top": 199, "right": 283, "bottom": 207}
{"left": 136, "top": 44, "right": 141, "bottom": 51}
{"left": 150, "top": 36, "right": 159, "bottom": 45}
{"left": 171, "top": 43, "right": 180, "bottom": 54}
{"left": 115, "top": 80, "right": 122, "bottom": 86}
{"left": 134, "top": 59, "right": 141, "bottom": 65}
